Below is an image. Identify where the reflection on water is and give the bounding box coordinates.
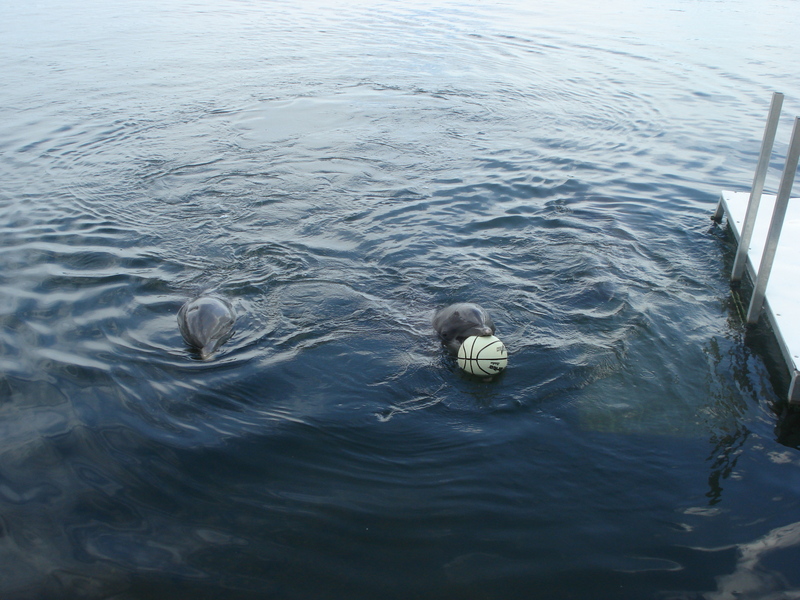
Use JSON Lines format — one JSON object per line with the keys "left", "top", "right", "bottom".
{"left": 705, "top": 427, "right": 750, "bottom": 506}
{"left": 2, "top": 0, "right": 800, "bottom": 598}
{"left": 704, "top": 520, "right": 800, "bottom": 600}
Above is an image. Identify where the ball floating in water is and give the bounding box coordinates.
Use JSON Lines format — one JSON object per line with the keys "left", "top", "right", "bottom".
{"left": 457, "top": 335, "right": 508, "bottom": 376}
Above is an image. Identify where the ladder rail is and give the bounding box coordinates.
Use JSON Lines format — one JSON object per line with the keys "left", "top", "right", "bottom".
{"left": 746, "top": 116, "right": 800, "bottom": 324}
{"left": 731, "top": 92, "right": 784, "bottom": 282}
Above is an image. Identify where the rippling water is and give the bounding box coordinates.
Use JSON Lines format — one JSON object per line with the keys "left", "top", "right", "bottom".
{"left": 3, "top": 0, "right": 800, "bottom": 598}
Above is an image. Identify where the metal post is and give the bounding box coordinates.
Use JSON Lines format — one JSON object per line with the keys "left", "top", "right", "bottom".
{"left": 712, "top": 199, "right": 726, "bottom": 222}
{"left": 731, "top": 92, "right": 784, "bottom": 282}
{"left": 746, "top": 116, "right": 800, "bottom": 324}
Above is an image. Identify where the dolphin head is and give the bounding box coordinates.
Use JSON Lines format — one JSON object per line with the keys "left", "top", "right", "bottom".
{"left": 433, "top": 303, "right": 496, "bottom": 353}
{"left": 456, "top": 305, "right": 494, "bottom": 341}
{"left": 178, "top": 296, "right": 236, "bottom": 359}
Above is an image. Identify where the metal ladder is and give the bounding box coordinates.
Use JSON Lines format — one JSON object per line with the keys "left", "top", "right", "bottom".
{"left": 713, "top": 92, "right": 800, "bottom": 325}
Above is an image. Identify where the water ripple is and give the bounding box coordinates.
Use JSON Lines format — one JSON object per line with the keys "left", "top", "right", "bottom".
{"left": 2, "top": 0, "right": 799, "bottom": 597}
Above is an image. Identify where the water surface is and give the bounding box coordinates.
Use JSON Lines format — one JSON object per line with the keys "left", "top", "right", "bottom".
{"left": 2, "top": 0, "right": 800, "bottom": 598}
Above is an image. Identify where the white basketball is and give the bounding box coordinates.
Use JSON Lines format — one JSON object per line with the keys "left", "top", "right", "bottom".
{"left": 457, "top": 335, "right": 508, "bottom": 376}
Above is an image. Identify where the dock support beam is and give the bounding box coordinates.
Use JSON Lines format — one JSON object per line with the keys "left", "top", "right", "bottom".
{"left": 731, "top": 92, "right": 784, "bottom": 282}
{"left": 746, "top": 116, "right": 800, "bottom": 324}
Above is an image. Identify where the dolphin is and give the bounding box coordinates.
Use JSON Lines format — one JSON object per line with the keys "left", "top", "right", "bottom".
{"left": 432, "top": 303, "right": 496, "bottom": 354}
{"left": 177, "top": 296, "right": 236, "bottom": 360}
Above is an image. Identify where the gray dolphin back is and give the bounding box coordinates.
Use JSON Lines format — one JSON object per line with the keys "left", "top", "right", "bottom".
{"left": 178, "top": 296, "right": 236, "bottom": 359}
{"left": 432, "top": 302, "right": 495, "bottom": 353}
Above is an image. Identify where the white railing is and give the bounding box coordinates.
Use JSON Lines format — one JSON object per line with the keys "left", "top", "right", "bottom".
{"left": 746, "top": 115, "right": 800, "bottom": 324}
{"left": 729, "top": 92, "right": 783, "bottom": 284}
{"left": 715, "top": 92, "right": 800, "bottom": 325}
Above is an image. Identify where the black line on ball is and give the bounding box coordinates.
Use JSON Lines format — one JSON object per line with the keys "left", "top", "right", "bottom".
{"left": 475, "top": 340, "right": 505, "bottom": 375}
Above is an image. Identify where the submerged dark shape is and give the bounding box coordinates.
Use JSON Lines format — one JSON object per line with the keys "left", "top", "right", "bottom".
{"left": 432, "top": 302, "right": 496, "bottom": 354}
{"left": 177, "top": 296, "right": 236, "bottom": 360}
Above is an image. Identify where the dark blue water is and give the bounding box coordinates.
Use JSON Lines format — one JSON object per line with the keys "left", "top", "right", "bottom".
{"left": 3, "top": 0, "right": 800, "bottom": 598}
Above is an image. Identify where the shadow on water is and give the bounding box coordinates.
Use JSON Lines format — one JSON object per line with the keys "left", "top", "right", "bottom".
{"left": 711, "top": 216, "right": 800, "bottom": 449}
